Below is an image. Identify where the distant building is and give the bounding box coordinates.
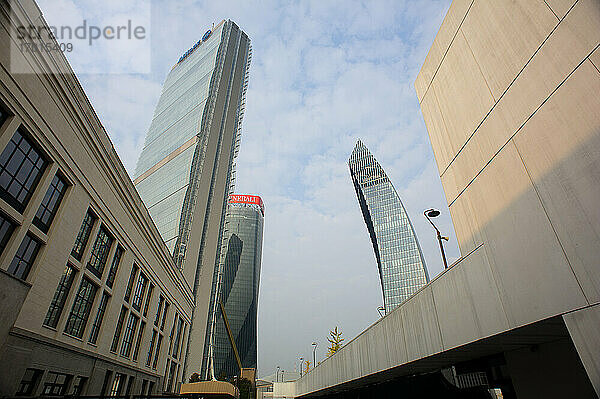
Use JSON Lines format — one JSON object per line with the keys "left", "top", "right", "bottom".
{"left": 348, "top": 140, "right": 429, "bottom": 313}
{"left": 132, "top": 20, "right": 252, "bottom": 379}
{"left": 210, "top": 195, "right": 264, "bottom": 379}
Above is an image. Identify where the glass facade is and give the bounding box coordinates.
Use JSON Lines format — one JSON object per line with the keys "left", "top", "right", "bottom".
{"left": 134, "top": 21, "right": 227, "bottom": 254}
{"left": 348, "top": 140, "right": 429, "bottom": 314}
{"left": 203, "top": 196, "right": 263, "bottom": 379}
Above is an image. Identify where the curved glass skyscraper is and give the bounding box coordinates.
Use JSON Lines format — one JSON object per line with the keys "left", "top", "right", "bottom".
{"left": 348, "top": 140, "right": 429, "bottom": 314}
{"left": 208, "top": 195, "right": 263, "bottom": 379}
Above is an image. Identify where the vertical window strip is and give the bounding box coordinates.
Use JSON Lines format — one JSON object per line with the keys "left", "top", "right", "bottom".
{"left": 32, "top": 173, "right": 68, "bottom": 233}
{"left": 133, "top": 321, "right": 146, "bottom": 362}
{"left": 173, "top": 318, "right": 184, "bottom": 359}
{"left": 131, "top": 273, "right": 148, "bottom": 311}
{"left": 110, "top": 306, "right": 128, "bottom": 352}
{"left": 124, "top": 264, "right": 139, "bottom": 303}
{"left": 0, "top": 211, "right": 16, "bottom": 256}
{"left": 143, "top": 283, "right": 154, "bottom": 317}
{"left": 160, "top": 303, "right": 169, "bottom": 331}
{"left": 71, "top": 211, "right": 96, "bottom": 261}
{"left": 86, "top": 226, "right": 113, "bottom": 278}
{"left": 120, "top": 313, "right": 139, "bottom": 358}
{"left": 146, "top": 330, "right": 157, "bottom": 367}
{"left": 88, "top": 291, "right": 110, "bottom": 344}
{"left": 152, "top": 335, "right": 163, "bottom": 369}
{"left": 7, "top": 233, "right": 42, "bottom": 280}
{"left": 154, "top": 295, "right": 164, "bottom": 326}
{"left": 105, "top": 245, "right": 123, "bottom": 288}
{"left": 64, "top": 278, "right": 98, "bottom": 338}
{"left": 43, "top": 264, "right": 77, "bottom": 328}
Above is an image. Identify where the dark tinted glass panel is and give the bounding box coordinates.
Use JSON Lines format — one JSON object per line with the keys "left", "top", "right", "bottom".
{"left": 0, "top": 102, "right": 10, "bottom": 126}
{"left": 16, "top": 368, "right": 42, "bottom": 396}
{"left": 0, "top": 211, "right": 15, "bottom": 256}
{"left": 131, "top": 273, "right": 148, "bottom": 311}
{"left": 71, "top": 210, "right": 96, "bottom": 261}
{"left": 124, "top": 264, "right": 138, "bottom": 302}
{"left": 43, "top": 264, "right": 77, "bottom": 328}
{"left": 143, "top": 283, "right": 154, "bottom": 317}
{"left": 0, "top": 130, "right": 48, "bottom": 212}
{"left": 64, "top": 278, "right": 97, "bottom": 338}
{"left": 120, "top": 313, "right": 139, "bottom": 358}
{"left": 7, "top": 233, "right": 41, "bottom": 280}
{"left": 110, "top": 305, "right": 128, "bottom": 352}
{"left": 132, "top": 321, "right": 146, "bottom": 361}
{"left": 106, "top": 245, "right": 123, "bottom": 288}
{"left": 33, "top": 173, "right": 68, "bottom": 233}
{"left": 86, "top": 226, "right": 113, "bottom": 278}
{"left": 146, "top": 330, "right": 157, "bottom": 366}
{"left": 152, "top": 334, "right": 163, "bottom": 369}
{"left": 88, "top": 291, "right": 110, "bottom": 344}
{"left": 42, "top": 372, "right": 70, "bottom": 395}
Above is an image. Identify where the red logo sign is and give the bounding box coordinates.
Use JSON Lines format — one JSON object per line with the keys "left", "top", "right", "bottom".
{"left": 229, "top": 194, "right": 264, "bottom": 214}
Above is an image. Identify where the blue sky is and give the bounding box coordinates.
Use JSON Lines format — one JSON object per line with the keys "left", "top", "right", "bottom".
{"left": 39, "top": 0, "right": 455, "bottom": 378}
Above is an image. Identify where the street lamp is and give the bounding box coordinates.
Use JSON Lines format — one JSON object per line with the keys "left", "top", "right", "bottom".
{"left": 312, "top": 342, "right": 317, "bottom": 368}
{"left": 276, "top": 366, "right": 280, "bottom": 382}
{"left": 281, "top": 370, "right": 285, "bottom": 382}
{"left": 377, "top": 306, "right": 385, "bottom": 317}
{"left": 299, "top": 357, "right": 304, "bottom": 377}
{"left": 424, "top": 208, "right": 449, "bottom": 269}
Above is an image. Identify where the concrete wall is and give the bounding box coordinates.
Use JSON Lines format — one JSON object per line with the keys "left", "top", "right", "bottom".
{"left": 0, "top": 0, "right": 193, "bottom": 395}
{"left": 416, "top": 0, "right": 600, "bottom": 394}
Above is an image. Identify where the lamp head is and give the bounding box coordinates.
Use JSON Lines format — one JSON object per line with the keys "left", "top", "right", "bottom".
{"left": 425, "top": 209, "right": 440, "bottom": 218}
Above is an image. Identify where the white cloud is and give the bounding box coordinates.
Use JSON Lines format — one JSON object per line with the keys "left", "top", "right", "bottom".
{"left": 45, "top": 0, "right": 455, "bottom": 379}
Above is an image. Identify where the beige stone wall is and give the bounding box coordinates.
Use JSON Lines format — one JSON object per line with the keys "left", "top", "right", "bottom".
{"left": 0, "top": 0, "right": 193, "bottom": 395}
{"left": 417, "top": 0, "right": 600, "bottom": 316}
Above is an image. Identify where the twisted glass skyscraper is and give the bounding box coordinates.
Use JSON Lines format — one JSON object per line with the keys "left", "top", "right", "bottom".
{"left": 349, "top": 140, "right": 429, "bottom": 314}
{"left": 133, "top": 20, "right": 251, "bottom": 378}
{"left": 208, "top": 195, "right": 263, "bottom": 379}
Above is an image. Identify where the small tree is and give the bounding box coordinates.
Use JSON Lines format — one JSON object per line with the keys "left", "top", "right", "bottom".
{"left": 304, "top": 360, "right": 311, "bottom": 374}
{"left": 327, "top": 327, "right": 344, "bottom": 357}
{"left": 188, "top": 372, "right": 201, "bottom": 383}
{"left": 236, "top": 377, "right": 255, "bottom": 399}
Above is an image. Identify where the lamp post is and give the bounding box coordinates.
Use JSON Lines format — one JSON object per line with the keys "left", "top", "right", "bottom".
{"left": 424, "top": 209, "right": 449, "bottom": 269}
{"left": 281, "top": 370, "right": 285, "bottom": 382}
{"left": 377, "top": 306, "right": 385, "bottom": 317}
{"left": 276, "top": 366, "right": 280, "bottom": 382}
{"left": 312, "top": 342, "right": 317, "bottom": 368}
{"left": 299, "top": 357, "right": 304, "bottom": 377}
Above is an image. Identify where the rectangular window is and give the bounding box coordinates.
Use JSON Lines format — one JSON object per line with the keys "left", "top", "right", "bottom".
{"left": 152, "top": 334, "right": 163, "bottom": 369}
{"left": 0, "top": 101, "right": 10, "bottom": 126}
{"left": 100, "top": 370, "right": 112, "bottom": 396}
{"left": 110, "top": 305, "right": 128, "bottom": 353}
{"left": 124, "top": 264, "right": 139, "bottom": 303}
{"left": 105, "top": 245, "right": 123, "bottom": 288}
{"left": 32, "top": 173, "right": 68, "bottom": 233}
{"left": 146, "top": 330, "right": 157, "bottom": 367}
{"left": 64, "top": 278, "right": 97, "bottom": 338}
{"left": 143, "top": 283, "right": 154, "bottom": 317}
{"left": 88, "top": 291, "right": 110, "bottom": 344}
{"left": 71, "top": 376, "right": 87, "bottom": 395}
{"left": 42, "top": 372, "right": 71, "bottom": 395}
{"left": 0, "top": 130, "right": 48, "bottom": 213}
{"left": 161, "top": 302, "right": 169, "bottom": 331}
{"left": 131, "top": 273, "right": 148, "bottom": 311}
{"left": 71, "top": 210, "right": 96, "bottom": 261}
{"left": 154, "top": 295, "right": 164, "bottom": 326}
{"left": 172, "top": 318, "right": 184, "bottom": 358}
{"left": 120, "top": 313, "right": 139, "bottom": 358}
{"left": 86, "top": 226, "right": 113, "bottom": 278}
{"left": 109, "top": 373, "right": 125, "bottom": 396}
{"left": 43, "top": 264, "right": 77, "bottom": 328}
{"left": 7, "top": 233, "right": 41, "bottom": 280}
{"left": 133, "top": 321, "right": 146, "bottom": 362}
{"left": 16, "top": 368, "right": 42, "bottom": 396}
{"left": 0, "top": 211, "right": 16, "bottom": 256}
